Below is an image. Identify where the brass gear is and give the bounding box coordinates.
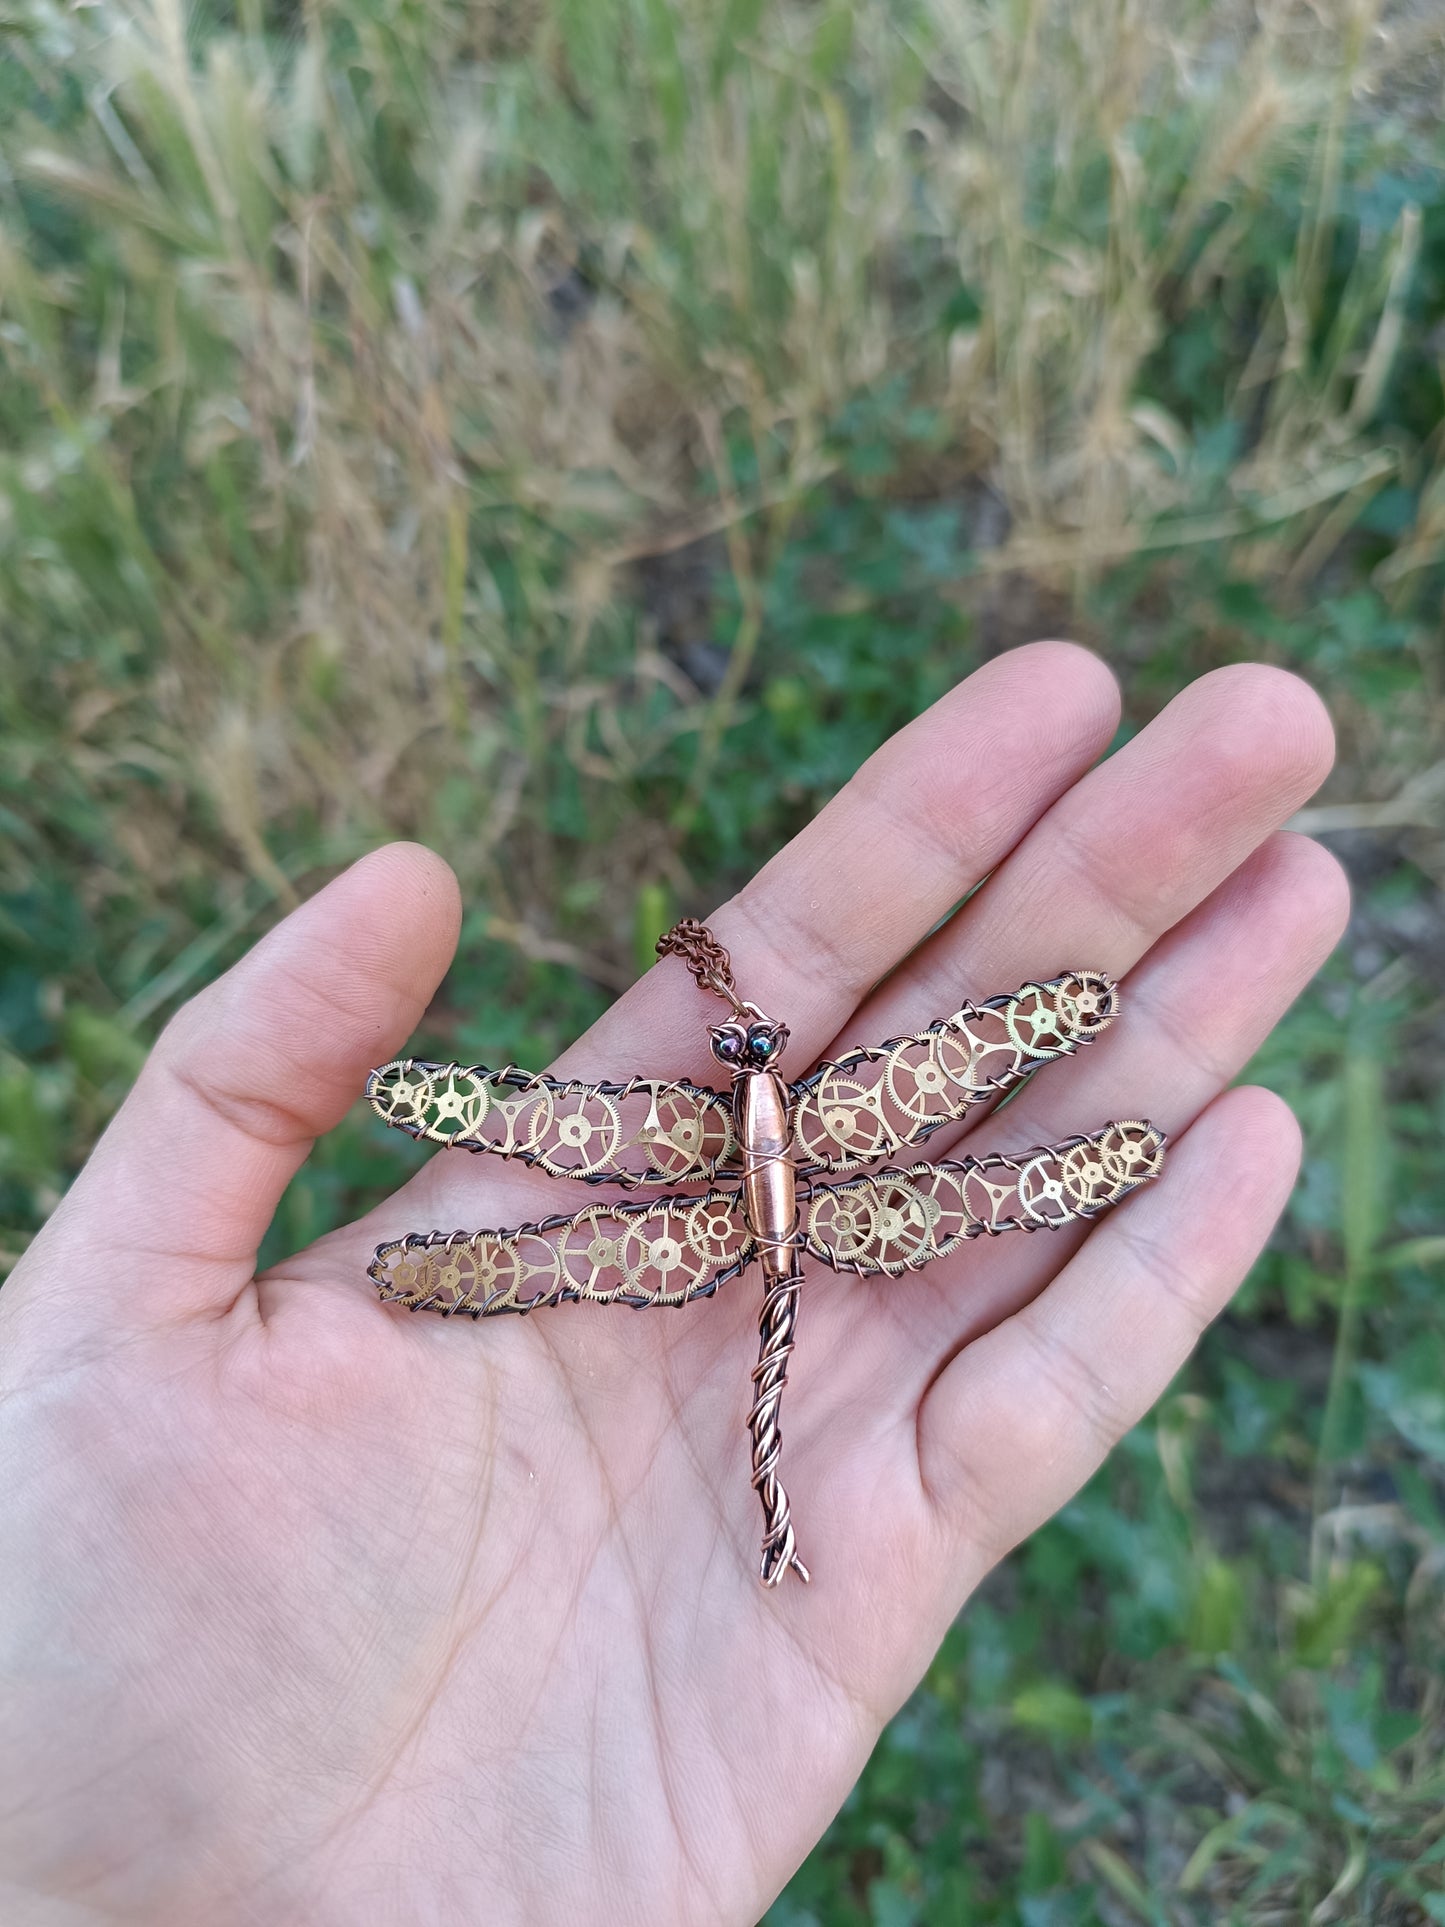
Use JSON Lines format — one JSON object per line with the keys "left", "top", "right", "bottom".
{"left": 1017, "top": 1153, "right": 1072, "bottom": 1225}
{"left": 794, "top": 1072, "right": 889, "bottom": 1166}
{"left": 537, "top": 1090, "right": 623, "bottom": 1177}
{"left": 685, "top": 1194, "right": 745, "bottom": 1264}
{"left": 616, "top": 1214, "right": 713, "bottom": 1301}
{"left": 1097, "top": 1119, "right": 1164, "bottom": 1187}
{"left": 366, "top": 1061, "right": 434, "bottom": 1134}
{"left": 807, "top": 1186, "right": 879, "bottom": 1264}
{"left": 636, "top": 1085, "right": 731, "bottom": 1180}
{"left": 883, "top": 1032, "right": 975, "bottom": 1122}
{"left": 419, "top": 1066, "right": 492, "bottom": 1144}
{"left": 1055, "top": 970, "right": 1118, "bottom": 1038}
{"left": 867, "top": 1176, "right": 939, "bottom": 1267}
{"left": 1003, "top": 985, "right": 1071, "bottom": 1060}
{"left": 1058, "top": 1139, "right": 1116, "bottom": 1208}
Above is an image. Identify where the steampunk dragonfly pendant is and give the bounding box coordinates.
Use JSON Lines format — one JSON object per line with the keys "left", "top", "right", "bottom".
{"left": 366, "top": 919, "right": 1166, "bottom": 1588}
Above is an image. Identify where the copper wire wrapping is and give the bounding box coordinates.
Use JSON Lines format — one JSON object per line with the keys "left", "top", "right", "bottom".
{"left": 366, "top": 920, "right": 1165, "bottom": 1590}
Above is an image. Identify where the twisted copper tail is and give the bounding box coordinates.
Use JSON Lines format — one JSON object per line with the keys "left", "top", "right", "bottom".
{"left": 750, "top": 1264, "right": 810, "bottom": 1586}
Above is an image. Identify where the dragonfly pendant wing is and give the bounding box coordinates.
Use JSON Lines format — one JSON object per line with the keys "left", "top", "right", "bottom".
{"left": 367, "top": 1060, "right": 735, "bottom": 1186}
{"left": 804, "top": 1120, "right": 1166, "bottom": 1276}
{"left": 371, "top": 1186, "right": 756, "bottom": 1316}
{"left": 788, "top": 971, "right": 1118, "bottom": 1177}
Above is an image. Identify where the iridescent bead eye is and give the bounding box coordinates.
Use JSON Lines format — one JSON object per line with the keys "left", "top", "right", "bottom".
{"left": 748, "top": 1026, "right": 774, "bottom": 1059}
{"left": 712, "top": 1029, "right": 744, "bottom": 1064}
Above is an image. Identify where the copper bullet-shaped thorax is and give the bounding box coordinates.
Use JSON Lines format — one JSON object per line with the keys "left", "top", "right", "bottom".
{"left": 736, "top": 1068, "right": 798, "bottom": 1282}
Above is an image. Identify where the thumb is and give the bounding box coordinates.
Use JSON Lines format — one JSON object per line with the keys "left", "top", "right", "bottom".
{"left": 13, "top": 843, "right": 460, "bottom": 1327}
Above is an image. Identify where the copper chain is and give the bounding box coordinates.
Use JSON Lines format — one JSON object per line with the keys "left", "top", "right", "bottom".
{"left": 656, "top": 918, "right": 748, "bottom": 1017}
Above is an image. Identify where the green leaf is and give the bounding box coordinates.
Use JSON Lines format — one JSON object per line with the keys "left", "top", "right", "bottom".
{"left": 1188, "top": 1556, "right": 1245, "bottom": 1655}
{"left": 61, "top": 1005, "right": 146, "bottom": 1088}
{"left": 711, "top": 0, "right": 768, "bottom": 93}
{"left": 637, "top": 0, "right": 690, "bottom": 152}
{"left": 1293, "top": 1563, "right": 1384, "bottom": 1668}
{"left": 1360, "top": 1361, "right": 1445, "bottom": 1463}
{"left": 1010, "top": 1681, "right": 1093, "bottom": 1742}
{"left": 810, "top": 6, "right": 853, "bottom": 82}
{"left": 1079, "top": 1840, "right": 1153, "bottom": 1921}
{"left": 1342, "top": 1046, "right": 1387, "bottom": 1278}
{"left": 1022, "top": 1811, "right": 1067, "bottom": 1894}
{"left": 868, "top": 1880, "right": 921, "bottom": 1927}
{"left": 633, "top": 882, "right": 675, "bottom": 980}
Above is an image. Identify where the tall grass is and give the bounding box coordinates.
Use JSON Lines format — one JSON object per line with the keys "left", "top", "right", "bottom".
{"left": 4, "top": 0, "right": 1440, "bottom": 968}
{"left": 4, "top": 0, "right": 1445, "bottom": 1917}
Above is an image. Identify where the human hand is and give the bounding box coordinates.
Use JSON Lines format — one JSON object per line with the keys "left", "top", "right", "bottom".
{"left": 0, "top": 644, "right": 1344, "bottom": 1926}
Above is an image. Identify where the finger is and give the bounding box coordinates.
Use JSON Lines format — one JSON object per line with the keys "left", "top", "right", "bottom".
{"left": 561, "top": 641, "right": 1121, "bottom": 1084}
{"left": 16, "top": 844, "right": 461, "bottom": 1326}
{"left": 984, "top": 831, "right": 1349, "bottom": 1158}
{"left": 840, "top": 664, "right": 1333, "bottom": 1050}
{"left": 859, "top": 831, "right": 1345, "bottom": 1392}
{"left": 917, "top": 1083, "right": 1300, "bottom": 1579}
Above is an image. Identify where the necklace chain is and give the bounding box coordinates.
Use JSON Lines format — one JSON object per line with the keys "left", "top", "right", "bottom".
{"left": 655, "top": 918, "right": 747, "bottom": 1016}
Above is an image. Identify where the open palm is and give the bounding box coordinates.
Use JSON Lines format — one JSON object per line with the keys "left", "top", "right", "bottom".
{"left": 0, "top": 644, "right": 1345, "bottom": 1927}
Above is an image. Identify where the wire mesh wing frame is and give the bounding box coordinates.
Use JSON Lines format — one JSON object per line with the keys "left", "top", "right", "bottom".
{"left": 370, "top": 1185, "right": 757, "bottom": 1316}
{"left": 788, "top": 970, "right": 1120, "bottom": 1177}
{"left": 366, "top": 1060, "right": 736, "bottom": 1187}
{"left": 369, "top": 1120, "right": 1166, "bottom": 1315}
{"left": 366, "top": 972, "right": 1119, "bottom": 1194}
{"left": 803, "top": 1120, "right": 1167, "bottom": 1277}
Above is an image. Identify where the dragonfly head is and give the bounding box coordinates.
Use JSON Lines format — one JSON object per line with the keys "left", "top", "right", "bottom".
{"left": 709, "top": 1004, "right": 790, "bottom": 1073}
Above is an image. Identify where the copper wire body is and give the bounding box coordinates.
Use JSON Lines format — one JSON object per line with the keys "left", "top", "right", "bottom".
{"left": 735, "top": 1067, "right": 810, "bottom": 1584}
{"left": 737, "top": 1070, "right": 797, "bottom": 1283}
{"left": 660, "top": 921, "right": 815, "bottom": 1582}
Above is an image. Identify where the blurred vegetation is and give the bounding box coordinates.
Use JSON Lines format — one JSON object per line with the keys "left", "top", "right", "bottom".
{"left": 2, "top": 0, "right": 1444, "bottom": 1917}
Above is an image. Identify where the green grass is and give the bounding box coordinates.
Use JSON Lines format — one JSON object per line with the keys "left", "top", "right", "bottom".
{"left": 3, "top": 0, "right": 1445, "bottom": 1918}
